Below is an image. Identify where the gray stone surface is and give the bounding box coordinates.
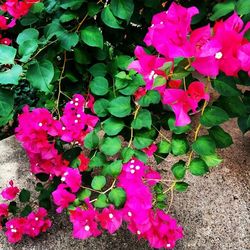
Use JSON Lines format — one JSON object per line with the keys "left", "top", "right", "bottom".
{"left": 0, "top": 120, "right": 249, "bottom": 250}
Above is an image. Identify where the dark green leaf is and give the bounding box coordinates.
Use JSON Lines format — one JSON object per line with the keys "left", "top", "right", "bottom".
{"left": 175, "top": 182, "right": 189, "bottom": 192}
{"left": 101, "top": 6, "right": 123, "bottom": 29}
{"left": 84, "top": 131, "right": 99, "bottom": 149}
{"left": 108, "top": 96, "right": 131, "bottom": 117}
{"left": 100, "top": 137, "right": 121, "bottom": 156}
{"left": 94, "top": 98, "right": 110, "bottom": 117}
{"left": 189, "top": 158, "right": 209, "bottom": 176}
{"left": 19, "top": 189, "right": 31, "bottom": 203}
{"left": 209, "top": 126, "right": 233, "bottom": 148}
{"left": 132, "top": 109, "right": 152, "bottom": 129}
{"left": 108, "top": 188, "right": 126, "bottom": 208}
{"left": 138, "top": 90, "right": 161, "bottom": 107}
{"left": 90, "top": 76, "right": 109, "bottom": 96}
{"left": 91, "top": 175, "right": 106, "bottom": 190}
{"left": 171, "top": 160, "right": 186, "bottom": 180}
{"left": 103, "top": 117, "right": 125, "bottom": 136}
{"left": 81, "top": 26, "right": 103, "bottom": 49}
{"left": 110, "top": 0, "right": 134, "bottom": 22}
{"left": 192, "top": 135, "right": 216, "bottom": 156}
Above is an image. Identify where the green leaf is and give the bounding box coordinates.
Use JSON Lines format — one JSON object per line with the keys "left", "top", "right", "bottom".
{"left": 116, "top": 55, "right": 133, "bottom": 70}
{"left": 138, "top": 90, "right": 161, "bottom": 107}
{"left": 210, "top": 0, "right": 235, "bottom": 21}
{"left": 175, "top": 182, "right": 189, "bottom": 192}
{"left": 213, "top": 78, "right": 240, "bottom": 96}
{"left": 88, "top": 2, "right": 102, "bottom": 16}
{"left": 192, "top": 135, "right": 216, "bottom": 156}
{"left": 20, "top": 205, "right": 32, "bottom": 217}
{"left": 35, "top": 173, "right": 50, "bottom": 182}
{"left": 0, "top": 65, "right": 22, "bottom": 85}
{"left": 110, "top": 0, "right": 134, "bottom": 22}
{"left": 157, "top": 140, "right": 171, "bottom": 154}
{"left": 0, "top": 88, "right": 14, "bottom": 117}
{"left": 60, "top": 32, "right": 79, "bottom": 50}
{"left": 133, "top": 129, "right": 157, "bottom": 149}
{"left": 201, "top": 153, "right": 223, "bottom": 167}
{"left": 81, "top": 26, "right": 103, "bottom": 49}
{"left": 132, "top": 109, "right": 152, "bottom": 130}
{"left": 171, "top": 137, "right": 189, "bottom": 156}
{"left": 88, "top": 63, "right": 107, "bottom": 77}
{"left": 168, "top": 117, "right": 191, "bottom": 134}
{"left": 89, "top": 153, "right": 106, "bottom": 168}
{"left": 26, "top": 59, "right": 54, "bottom": 93}
{"left": 236, "top": 0, "right": 250, "bottom": 15}
{"left": 108, "top": 188, "right": 126, "bottom": 208}
{"left": 101, "top": 6, "right": 123, "bottom": 29}
{"left": 100, "top": 137, "right": 121, "bottom": 156}
{"left": 238, "top": 115, "right": 250, "bottom": 134}
{"left": 103, "top": 117, "right": 125, "bottom": 136}
{"left": 153, "top": 75, "right": 166, "bottom": 88}
{"left": 0, "top": 45, "right": 17, "bottom": 64}
{"left": 94, "top": 98, "right": 110, "bottom": 117}
{"left": 16, "top": 28, "right": 39, "bottom": 44}
{"left": 60, "top": 0, "right": 86, "bottom": 10}
{"left": 189, "top": 158, "right": 209, "bottom": 176}
{"left": 134, "top": 150, "right": 148, "bottom": 163}
{"left": 216, "top": 96, "right": 247, "bottom": 118}
{"left": 102, "top": 160, "right": 122, "bottom": 177}
{"left": 19, "top": 189, "right": 31, "bottom": 203}
{"left": 63, "top": 147, "right": 81, "bottom": 162}
{"left": 59, "top": 11, "right": 77, "bottom": 23}
{"left": 94, "top": 194, "right": 109, "bottom": 208}
{"left": 77, "top": 189, "right": 91, "bottom": 201}
{"left": 90, "top": 76, "right": 109, "bottom": 96}
{"left": 8, "top": 201, "right": 18, "bottom": 215}
{"left": 121, "top": 147, "right": 134, "bottom": 163}
{"left": 200, "top": 106, "right": 229, "bottom": 127}
{"left": 209, "top": 126, "right": 233, "bottom": 148}
{"left": 108, "top": 96, "right": 131, "bottom": 117}
{"left": 84, "top": 131, "right": 99, "bottom": 149}
{"left": 171, "top": 161, "right": 186, "bottom": 180}
{"left": 18, "top": 39, "right": 38, "bottom": 62}
{"left": 91, "top": 175, "right": 106, "bottom": 190}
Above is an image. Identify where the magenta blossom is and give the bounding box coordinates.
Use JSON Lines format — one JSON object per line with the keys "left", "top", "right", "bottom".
{"left": 142, "top": 144, "right": 157, "bottom": 157}
{"left": 1, "top": 180, "right": 19, "bottom": 200}
{"left": 0, "top": 203, "right": 8, "bottom": 217}
{"left": 60, "top": 168, "right": 81, "bottom": 193}
{"left": 162, "top": 81, "right": 209, "bottom": 126}
{"left": 52, "top": 184, "right": 76, "bottom": 213}
{"left": 238, "top": 43, "right": 250, "bottom": 76}
{"left": 98, "top": 205, "right": 123, "bottom": 234}
{"left": 5, "top": 217, "right": 26, "bottom": 243}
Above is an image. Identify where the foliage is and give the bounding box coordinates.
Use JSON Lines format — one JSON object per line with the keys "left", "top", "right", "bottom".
{"left": 0, "top": 0, "right": 250, "bottom": 249}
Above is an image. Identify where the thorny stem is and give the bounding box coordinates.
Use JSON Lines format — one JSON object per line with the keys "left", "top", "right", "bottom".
{"left": 128, "top": 104, "right": 141, "bottom": 148}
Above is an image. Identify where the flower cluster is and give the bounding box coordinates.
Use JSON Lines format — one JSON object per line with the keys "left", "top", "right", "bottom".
{"left": 118, "top": 159, "right": 183, "bottom": 249}
{"left": 1, "top": 180, "right": 19, "bottom": 201}
{"left": 67, "top": 159, "right": 183, "bottom": 249}
{"left": 15, "top": 94, "right": 97, "bottom": 177}
{"left": 129, "top": 3, "right": 250, "bottom": 126}
{"left": 0, "top": 0, "right": 39, "bottom": 44}
{"left": 4, "top": 208, "right": 51, "bottom": 243}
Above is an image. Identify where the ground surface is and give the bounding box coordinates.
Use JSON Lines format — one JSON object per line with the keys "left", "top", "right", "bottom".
{"left": 0, "top": 120, "right": 249, "bottom": 250}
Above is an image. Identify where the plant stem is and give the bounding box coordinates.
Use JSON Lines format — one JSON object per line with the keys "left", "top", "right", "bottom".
{"left": 128, "top": 104, "right": 140, "bottom": 148}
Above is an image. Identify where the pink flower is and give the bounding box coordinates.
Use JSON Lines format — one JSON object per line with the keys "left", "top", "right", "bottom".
{"left": 5, "top": 217, "right": 27, "bottom": 243}
{"left": 0, "top": 16, "right": 16, "bottom": 30}
{"left": 238, "top": 43, "right": 250, "bottom": 76}
{"left": 162, "top": 81, "right": 209, "bottom": 126}
{"left": 0, "top": 203, "right": 8, "bottom": 217}
{"left": 25, "top": 208, "right": 52, "bottom": 237}
{"left": 128, "top": 46, "right": 169, "bottom": 91}
{"left": 0, "top": 0, "right": 36, "bottom": 19}
{"left": 144, "top": 2, "right": 198, "bottom": 58}
{"left": 1, "top": 180, "right": 19, "bottom": 200}
{"left": 98, "top": 205, "right": 122, "bottom": 234}
{"left": 0, "top": 34, "right": 11, "bottom": 45}
{"left": 61, "top": 168, "right": 81, "bottom": 193}
{"left": 70, "top": 206, "right": 101, "bottom": 240}
{"left": 78, "top": 154, "right": 90, "bottom": 172}
{"left": 52, "top": 184, "right": 76, "bottom": 213}
{"left": 142, "top": 144, "right": 157, "bottom": 157}
{"left": 134, "top": 87, "right": 147, "bottom": 101}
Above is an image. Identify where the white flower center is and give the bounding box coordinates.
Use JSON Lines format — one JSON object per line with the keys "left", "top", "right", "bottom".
{"left": 135, "top": 166, "right": 140, "bottom": 170}
{"left": 62, "top": 126, "right": 66, "bottom": 131}
{"left": 84, "top": 225, "right": 90, "bottom": 231}
{"left": 75, "top": 98, "right": 79, "bottom": 102}
{"left": 131, "top": 169, "right": 135, "bottom": 174}
{"left": 128, "top": 211, "right": 132, "bottom": 217}
{"left": 77, "top": 114, "right": 81, "bottom": 118}
{"left": 38, "top": 122, "right": 43, "bottom": 127}
{"left": 74, "top": 119, "right": 78, "bottom": 123}
{"left": 61, "top": 177, "right": 66, "bottom": 182}
{"left": 11, "top": 229, "right": 17, "bottom": 233}
{"left": 215, "top": 52, "right": 223, "bottom": 59}
{"left": 75, "top": 102, "right": 79, "bottom": 106}
{"left": 149, "top": 70, "right": 155, "bottom": 80}
{"left": 130, "top": 160, "right": 135, "bottom": 163}
{"left": 35, "top": 217, "right": 39, "bottom": 221}
{"left": 137, "top": 230, "right": 141, "bottom": 235}
{"left": 166, "top": 243, "right": 171, "bottom": 248}
{"left": 109, "top": 213, "right": 114, "bottom": 219}
{"left": 130, "top": 165, "right": 134, "bottom": 169}
{"left": 70, "top": 101, "right": 74, "bottom": 104}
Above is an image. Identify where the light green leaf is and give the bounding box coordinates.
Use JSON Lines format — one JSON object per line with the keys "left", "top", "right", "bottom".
{"left": 81, "top": 26, "right": 103, "bottom": 49}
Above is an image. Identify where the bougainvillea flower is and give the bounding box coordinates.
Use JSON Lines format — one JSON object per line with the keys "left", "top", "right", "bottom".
{"left": 98, "top": 205, "right": 123, "bottom": 234}
{"left": 134, "top": 87, "right": 147, "bottom": 101}
{"left": 0, "top": 34, "right": 12, "bottom": 45}
{"left": 25, "top": 208, "right": 52, "bottom": 237}
{"left": 61, "top": 168, "right": 81, "bottom": 193}
{"left": 128, "top": 46, "right": 169, "bottom": 90}
{"left": 0, "top": 0, "right": 37, "bottom": 19}
{"left": 52, "top": 184, "right": 76, "bottom": 213}
{"left": 0, "top": 203, "right": 8, "bottom": 217}
{"left": 78, "top": 154, "right": 90, "bottom": 172}
{"left": 144, "top": 2, "right": 198, "bottom": 58}
{"left": 5, "top": 218, "right": 27, "bottom": 243}
{"left": 1, "top": 180, "right": 19, "bottom": 200}
{"left": 70, "top": 207, "right": 101, "bottom": 239}
{"left": 163, "top": 82, "right": 209, "bottom": 126}
{"left": 238, "top": 43, "right": 250, "bottom": 76}
{"left": 142, "top": 144, "right": 157, "bottom": 157}
{"left": 0, "top": 16, "right": 16, "bottom": 30}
